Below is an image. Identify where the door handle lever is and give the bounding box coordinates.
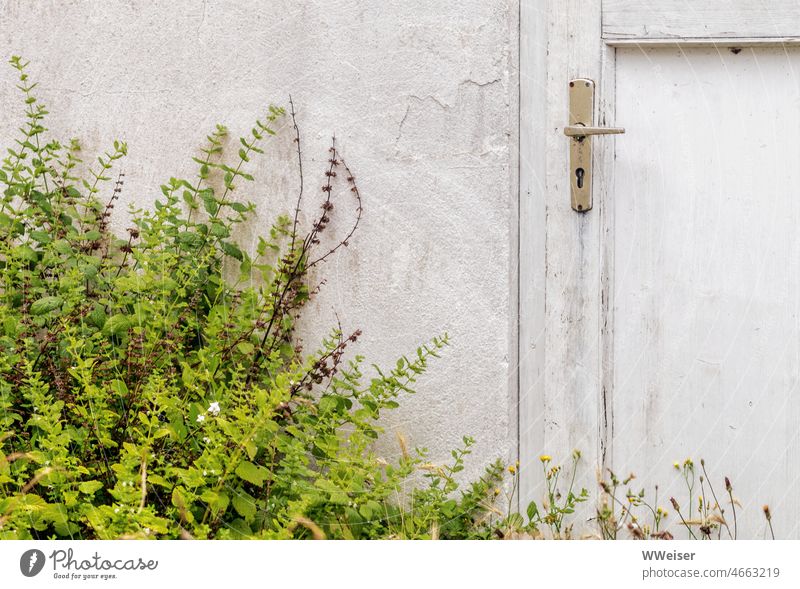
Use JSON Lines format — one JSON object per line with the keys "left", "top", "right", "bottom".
{"left": 564, "top": 125, "right": 625, "bottom": 139}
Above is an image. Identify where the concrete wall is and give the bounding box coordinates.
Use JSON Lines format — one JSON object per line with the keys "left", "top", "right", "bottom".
{"left": 0, "top": 1, "right": 518, "bottom": 483}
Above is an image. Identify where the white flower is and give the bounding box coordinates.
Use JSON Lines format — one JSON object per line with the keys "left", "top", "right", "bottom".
{"left": 203, "top": 437, "right": 211, "bottom": 444}
{"left": 196, "top": 414, "right": 205, "bottom": 423}
{"left": 207, "top": 402, "right": 220, "bottom": 416}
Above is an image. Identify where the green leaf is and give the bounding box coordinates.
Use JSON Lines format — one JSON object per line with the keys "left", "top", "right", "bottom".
{"left": 78, "top": 480, "right": 103, "bottom": 495}
{"left": 221, "top": 241, "right": 243, "bottom": 261}
{"left": 201, "top": 490, "right": 230, "bottom": 513}
{"left": 182, "top": 190, "right": 197, "bottom": 208}
{"left": 3, "top": 317, "right": 17, "bottom": 337}
{"left": 109, "top": 379, "right": 128, "bottom": 397}
{"left": 210, "top": 221, "right": 229, "bottom": 239}
{"left": 526, "top": 501, "right": 539, "bottom": 521}
{"left": 222, "top": 518, "right": 252, "bottom": 539}
{"left": 88, "top": 305, "right": 107, "bottom": 329}
{"left": 234, "top": 461, "right": 270, "bottom": 487}
{"left": 232, "top": 491, "right": 257, "bottom": 519}
{"left": 15, "top": 244, "right": 38, "bottom": 263}
{"left": 171, "top": 487, "right": 194, "bottom": 523}
{"left": 236, "top": 341, "right": 255, "bottom": 355}
{"left": 103, "top": 314, "right": 131, "bottom": 337}
{"left": 29, "top": 230, "right": 51, "bottom": 244}
{"left": 78, "top": 261, "right": 98, "bottom": 279}
{"left": 52, "top": 240, "right": 73, "bottom": 255}
{"left": 200, "top": 189, "right": 218, "bottom": 215}
{"left": 315, "top": 479, "right": 349, "bottom": 505}
{"left": 29, "top": 296, "right": 64, "bottom": 315}
{"left": 176, "top": 231, "right": 204, "bottom": 249}
{"left": 244, "top": 439, "right": 258, "bottom": 461}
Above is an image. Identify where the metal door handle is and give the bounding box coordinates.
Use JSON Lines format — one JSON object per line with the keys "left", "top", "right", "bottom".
{"left": 565, "top": 78, "right": 625, "bottom": 212}
{"left": 564, "top": 125, "right": 625, "bottom": 139}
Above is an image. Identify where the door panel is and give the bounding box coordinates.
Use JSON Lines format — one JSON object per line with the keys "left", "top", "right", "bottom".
{"left": 612, "top": 47, "right": 800, "bottom": 537}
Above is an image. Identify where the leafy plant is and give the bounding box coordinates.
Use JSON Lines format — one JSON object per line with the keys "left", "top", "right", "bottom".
{"left": 0, "top": 56, "right": 505, "bottom": 540}
{"left": 594, "top": 457, "right": 776, "bottom": 540}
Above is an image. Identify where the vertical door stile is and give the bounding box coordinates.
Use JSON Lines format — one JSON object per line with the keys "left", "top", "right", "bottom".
{"left": 518, "top": 0, "right": 549, "bottom": 510}
{"left": 537, "top": 0, "right": 605, "bottom": 517}
{"left": 597, "top": 41, "right": 617, "bottom": 480}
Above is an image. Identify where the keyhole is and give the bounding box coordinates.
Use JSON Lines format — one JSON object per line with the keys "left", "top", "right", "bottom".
{"left": 575, "top": 167, "right": 585, "bottom": 189}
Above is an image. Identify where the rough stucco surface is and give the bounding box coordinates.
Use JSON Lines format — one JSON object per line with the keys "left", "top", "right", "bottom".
{"left": 0, "top": 1, "right": 517, "bottom": 481}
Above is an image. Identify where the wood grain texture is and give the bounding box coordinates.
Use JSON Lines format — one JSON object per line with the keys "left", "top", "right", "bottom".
{"left": 611, "top": 47, "right": 800, "bottom": 538}
{"left": 519, "top": 0, "right": 549, "bottom": 508}
{"left": 519, "top": 0, "right": 605, "bottom": 525}
{"left": 603, "top": 0, "right": 800, "bottom": 41}
{"left": 608, "top": 37, "right": 800, "bottom": 48}
{"left": 597, "top": 43, "right": 617, "bottom": 478}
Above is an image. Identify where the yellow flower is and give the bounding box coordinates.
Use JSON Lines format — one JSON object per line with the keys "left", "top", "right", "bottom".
{"left": 508, "top": 464, "right": 517, "bottom": 474}
{"left": 539, "top": 455, "right": 551, "bottom": 463}
{"left": 673, "top": 461, "right": 680, "bottom": 469}
{"left": 493, "top": 488, "right": 501, "bottom": 496}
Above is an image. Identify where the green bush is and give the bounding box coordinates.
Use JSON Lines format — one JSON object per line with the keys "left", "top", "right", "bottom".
{"left": 0, "top": 56, "right": 512, "bottom": 539}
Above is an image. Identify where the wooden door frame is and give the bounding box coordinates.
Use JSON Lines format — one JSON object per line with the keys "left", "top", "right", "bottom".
{"left": 517, "top": 0, "right": 800, "bottom": 511}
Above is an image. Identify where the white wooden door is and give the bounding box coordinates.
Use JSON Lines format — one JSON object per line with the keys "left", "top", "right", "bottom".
{"left": 520, "top": 0, "right": 800, "bottom": 538}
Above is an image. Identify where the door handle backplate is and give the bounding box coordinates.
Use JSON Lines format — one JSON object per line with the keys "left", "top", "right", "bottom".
{"left": 564, "top": 78, "right": 625, "bottom": 212}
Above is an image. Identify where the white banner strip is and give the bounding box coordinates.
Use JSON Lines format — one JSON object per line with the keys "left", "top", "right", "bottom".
{"left": 1, "top": 540, "right": 798, "bottom": 588}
